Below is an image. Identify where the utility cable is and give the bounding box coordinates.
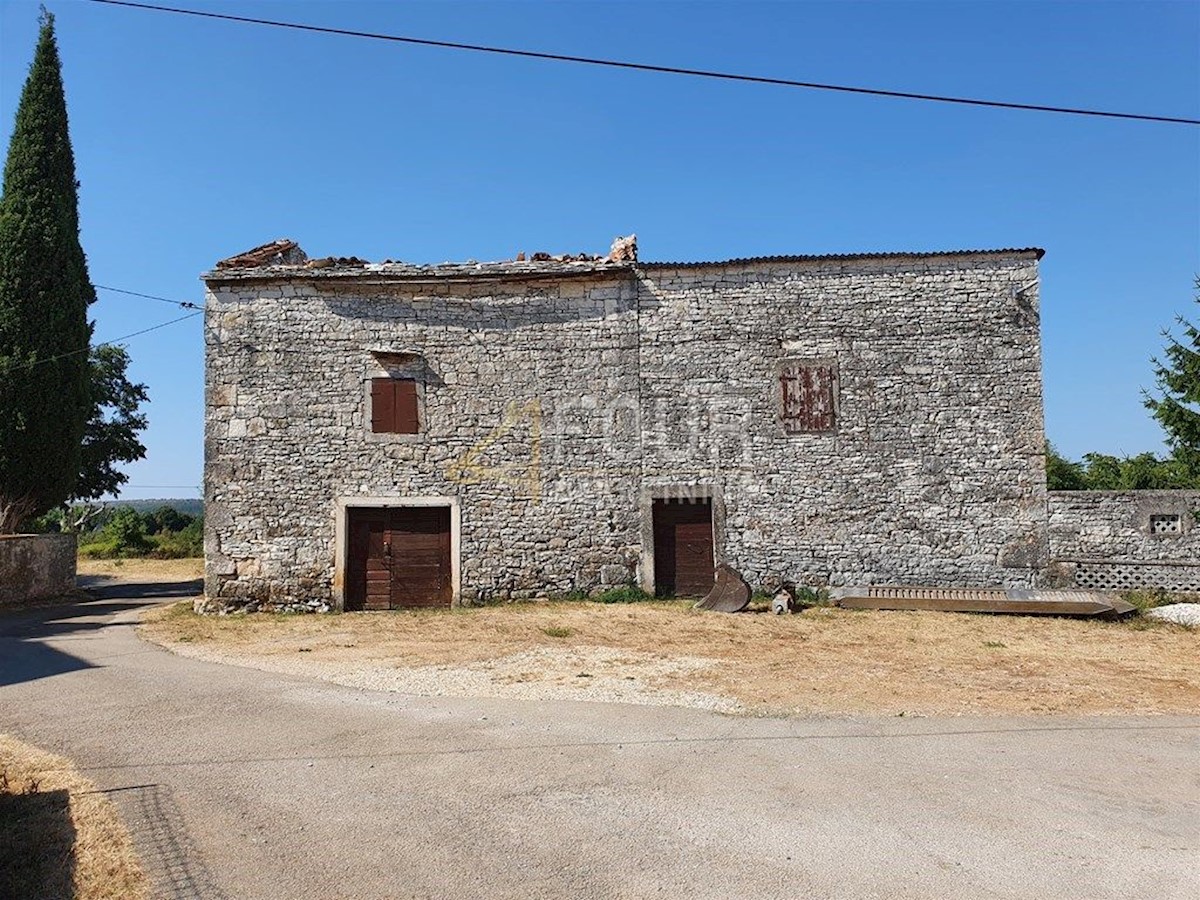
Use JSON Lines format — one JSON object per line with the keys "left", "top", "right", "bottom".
{"left": 1, "top": 310, "right": 203, "bottom": 374}
{"left": 85, "top": 0, "right": 1200, "bottom": 126}
{"left": 95, "top": 283, "right": 202, "bottom": 310}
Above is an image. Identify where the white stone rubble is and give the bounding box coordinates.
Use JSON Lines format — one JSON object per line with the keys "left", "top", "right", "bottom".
{"left": 1146, "top": 603, "right": 1200, "bottom": 628}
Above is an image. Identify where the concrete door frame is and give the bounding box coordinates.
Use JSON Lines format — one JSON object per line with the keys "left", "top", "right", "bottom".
{"left": 638, "top": 484, "right": 724, "bottom": 596}
{"left": 333, "top": 496, "right": 462, "bottom": 611}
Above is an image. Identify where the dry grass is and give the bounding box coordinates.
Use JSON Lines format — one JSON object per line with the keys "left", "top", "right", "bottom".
{"left": 0, "top": 735, "right": 149, "bottom": 900}
{"left": 77, "top": 557, "right": 202, "bottom": 582}
{"left": 140, "top": 600, "right": 1200, "bottom": 717}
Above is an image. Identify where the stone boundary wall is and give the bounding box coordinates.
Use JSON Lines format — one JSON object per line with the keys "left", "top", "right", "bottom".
{"left": 1047, "top": 491, "right": 1200, "bottom": 591}
{"left": 0, "top": 534, "right": 76, "bottom": 607}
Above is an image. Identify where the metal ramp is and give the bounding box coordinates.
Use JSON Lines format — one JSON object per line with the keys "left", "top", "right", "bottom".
{"left": 832, "top": 585, "right": 1137, "bottom": 619}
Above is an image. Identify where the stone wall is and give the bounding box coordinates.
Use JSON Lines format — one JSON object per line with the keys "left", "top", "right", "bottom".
{"left": 637, "top": 253, "right": 1047, "bottom": 589}
{"left": 203, "top": 249, "right": 1047, "bottom": 611}
{"left": 0, "top": 534, "right": 76, "bottom": 607}
{"left": 1047, "top": 490, "right": 1200, "bottom": 590}
{"left": 203, "top": 267, "right": 643, "bottom": 610}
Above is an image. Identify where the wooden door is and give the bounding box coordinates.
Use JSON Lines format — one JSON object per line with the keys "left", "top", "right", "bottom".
{"left": 387, "top": 506, "right": 452, "bottom": 608}
{"left": 347, "top": 509, "right": 391, "bottom": 610}
{"left": 345, "top": 507, "right": 452, "bottom": 610}
{"left": 652, "top": 499, "right": 715, "bottom": 597}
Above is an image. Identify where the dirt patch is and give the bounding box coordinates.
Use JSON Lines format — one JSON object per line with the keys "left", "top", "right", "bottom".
{"left": 0, "top": 734, "right": 149, "bottom": 900}
{"left": 78, "top": 558, "right": 202, "bottom": 582}
{"left": 140, "top": 600, "right": 1200, "bottom": 717}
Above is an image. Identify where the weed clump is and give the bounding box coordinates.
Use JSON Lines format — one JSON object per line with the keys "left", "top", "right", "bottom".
{"left": 593, "top": 586, "right": 655, "bottom": 604}
{"left": 1120, "top": 588, "right": 1195, "bottom": 613}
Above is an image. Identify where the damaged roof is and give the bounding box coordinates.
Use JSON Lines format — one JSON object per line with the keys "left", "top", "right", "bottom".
{"left": 204, "top": 236, "right": 1043, "bottom": 283}
{"left": 206, "top": 237, "right": 636, "bottom": 282}
{"left": 213, "top": 239, "right": 308, "bottom": 269}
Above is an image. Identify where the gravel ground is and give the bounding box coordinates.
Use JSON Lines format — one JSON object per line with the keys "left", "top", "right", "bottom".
{"left": 7, "top": 586, "right": 1199, "bottom": 900}
{"left": 1147, "top": 603, "right": 1200, "bottom": 627}
{"left": 161, "top": 641, "right": 746, "bottom": 713}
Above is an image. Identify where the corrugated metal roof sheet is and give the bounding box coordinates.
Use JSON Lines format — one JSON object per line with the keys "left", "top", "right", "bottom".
{"left": 639, "top": 247, "right": 1045, "bottom": 268}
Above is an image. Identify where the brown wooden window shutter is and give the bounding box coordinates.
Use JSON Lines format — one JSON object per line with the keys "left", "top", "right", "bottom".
{"left": 393, "top": 378, "right": 419, "bottom": 434}
{"left": 370, "top": 378, "right": 394, "bottom": 433}
{"left": 781, "top": 362, "right": 837, "bottom": 433}
{"left": 371, "top": 377, "right": 419, "bottom": 434}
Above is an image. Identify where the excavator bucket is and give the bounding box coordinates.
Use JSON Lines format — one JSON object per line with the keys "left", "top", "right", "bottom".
{"left": 695, "top": 564, "right": 751, "bottom": 613}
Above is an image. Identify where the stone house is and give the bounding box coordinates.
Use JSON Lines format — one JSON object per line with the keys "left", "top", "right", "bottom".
{"left": 201, "top": 238, "right": 1051, "bottom": 612}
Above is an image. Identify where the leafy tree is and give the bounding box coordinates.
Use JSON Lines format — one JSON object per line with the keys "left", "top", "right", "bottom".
{"left": 144, "top": 504, "right": 191, "bottom": 535}
{"left": 0, "top": 10, "right": 94, "bottom": 532}
{"left": 1078, "top": 452, "right": 1123, "bottom": 490}
{"left": 1046, "top": 444, "right": 1200, "bottom": 491}
{"left": 1145, "top": 277, "right": 1200, "bottom": 472}
{"left": 75, "top": 345, "right": 148, "bottom": 502}
{"left": 1083, "top": 451, "right": 1198, "bottom": 490}
{"left": 31, "top": 501, "right": 107, "bottom": 533}
{"left": 1045, "top": 443, "right": 1087, "bottom": 490}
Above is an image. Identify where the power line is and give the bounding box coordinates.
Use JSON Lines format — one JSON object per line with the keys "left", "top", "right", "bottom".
{"left": 86, "top": 0, "right": 1199, "bottom": 127}
{"left": 98, "top": 310, "right": 204, "bottom": 345}
{"left": 95, "top": 283, "right": 201, "bottom": 310}
{"left": 2, "top": 310, "right": 203, "bottom": 374}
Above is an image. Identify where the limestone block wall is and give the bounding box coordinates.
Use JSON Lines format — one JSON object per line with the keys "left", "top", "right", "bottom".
{"left": 203, "top": 248, "right": 1048, "bottom": 610}
{"left": 637, "top": 252, "right": 1048, "bottom": 589}
{"left": 1047, "top": 490, "right": 1200, "bottom": 590}
{"left": 0, "top": 534, "right": 76, "bottom": 607}
{"left": 203, "top": 269, "right": 643, "bottom": 609}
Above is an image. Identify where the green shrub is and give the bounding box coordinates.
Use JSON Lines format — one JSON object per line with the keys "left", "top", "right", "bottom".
{"left": 77, "top": 537, "right": 119, "bottom": 558}
{"left": 592, "top": 586, "right": 655, "bottom": 604}
{"left": 148, "top": 517, "right": 203, "bottom": 558}
{"left": 795, "top": 586, "right": 832, "bottom": 607}
{"left": 75, "top": 510, "right": 202, "bottom": 559}
{"left": 93, "top": 507, "right": 151, "bottom": 556}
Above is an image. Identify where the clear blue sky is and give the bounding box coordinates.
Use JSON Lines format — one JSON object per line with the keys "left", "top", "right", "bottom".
{"left": 2, "top": 0, "right": 1198, "bottom": 500}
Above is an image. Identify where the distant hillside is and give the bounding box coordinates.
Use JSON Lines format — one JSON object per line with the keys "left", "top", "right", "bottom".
{"left": 104, "top": 498, "right": 203, "bottom": 517}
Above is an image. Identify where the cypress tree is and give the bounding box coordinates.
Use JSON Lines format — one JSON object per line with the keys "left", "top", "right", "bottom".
{"left": 0, "top": 9, "right": 94, "bottom": 532}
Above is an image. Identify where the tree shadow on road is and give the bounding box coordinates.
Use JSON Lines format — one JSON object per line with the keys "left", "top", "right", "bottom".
{"left": 79, "top": 577, "right": 203, "bottom": 601}
{"left": 0, "top": 580, "right": 201, "bottom": 688}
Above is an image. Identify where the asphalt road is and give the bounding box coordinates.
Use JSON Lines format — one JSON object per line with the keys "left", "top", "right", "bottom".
{"left": 1, "top": 580, "right": 1197, "bottom": 900}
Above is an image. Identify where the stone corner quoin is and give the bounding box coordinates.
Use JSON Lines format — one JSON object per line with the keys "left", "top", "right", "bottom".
{"left": 200, "top": 240, "right": 1075, "bottom": 613}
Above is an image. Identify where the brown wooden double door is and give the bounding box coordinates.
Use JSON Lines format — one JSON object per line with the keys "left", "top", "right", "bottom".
{"left": 652, "top": 498, "right": 715, "bottom": 597}
{"left": 346, "top": 507, "right": 452, "bottom": 610}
